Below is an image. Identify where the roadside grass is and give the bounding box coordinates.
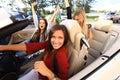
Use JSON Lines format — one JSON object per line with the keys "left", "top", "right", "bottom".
{"left": 86, "top": 16, "right": 99, "bottom": 21}
{"left": 45, "top": 14, "right": 99, "bottom": 22}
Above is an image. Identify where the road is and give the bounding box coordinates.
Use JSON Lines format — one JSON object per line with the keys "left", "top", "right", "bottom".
{"left": 114, "top": 23, "right": 120, "bottom": 27}
{"left": 87, "top": 12, "right": 120, "bottom": 27}
{"left": 88, "top": 21, "right": 120, "bottom": 28}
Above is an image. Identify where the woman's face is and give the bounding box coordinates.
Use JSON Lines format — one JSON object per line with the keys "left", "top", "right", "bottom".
{"left": 39, "top": 19, "right": 46, "bottom": 30}
{"left": 74, "top": 14, "right": 83, "bottom": 25}
{"left": 51, "top": 30, "right": 65, "bottom": 49}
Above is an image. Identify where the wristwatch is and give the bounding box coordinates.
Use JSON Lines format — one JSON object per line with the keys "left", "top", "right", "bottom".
{"left": 51, "top": 77, "right": 57, "bottom": 80}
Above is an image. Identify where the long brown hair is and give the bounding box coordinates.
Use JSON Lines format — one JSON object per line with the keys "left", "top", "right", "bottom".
{"left": 38, "top": 18, "right": 48, "bottom": 34}
{"left": 30, "top": 18, "right": 48, "bottom": 42}
{"left": 45, "top": 24, "right": 70, "bottom": 55}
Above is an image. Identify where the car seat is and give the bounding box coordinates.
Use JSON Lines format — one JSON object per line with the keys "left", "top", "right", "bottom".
{"left": 60, "top": 19, "right": 90, "bottom": 77}
{"left": 88, "top": 20, "right": 115, "bottom": 62}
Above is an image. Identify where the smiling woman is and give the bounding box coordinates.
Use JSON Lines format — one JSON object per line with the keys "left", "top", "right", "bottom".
{"left": 51, "top": 30, "right": 64, "bottom": 49}
{"left": 0, "top": 24, "right": 70, "bottom": 80}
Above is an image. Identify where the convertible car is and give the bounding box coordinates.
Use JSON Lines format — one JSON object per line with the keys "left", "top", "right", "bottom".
{"left": 12, "top": 19, "right": 120, "bottom": 80}
{"left": 0, "top": 8, "right": 120, "bottom": 79}
{"left": 65, "top": 19, "right": 120, "bottom": 80}
{"left": 61, "top": 19, "right": 120, "bottom": 80}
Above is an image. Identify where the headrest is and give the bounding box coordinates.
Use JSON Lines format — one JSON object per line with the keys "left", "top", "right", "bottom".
{"left": 94, "top": 20, "right": 113, "bottom": 32}
{"left": 60, "top": 19, "right": 82, "bottom": 43}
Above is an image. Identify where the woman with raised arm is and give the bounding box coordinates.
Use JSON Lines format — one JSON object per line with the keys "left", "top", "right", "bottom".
{"left": 16, "top": 1, "right": 59, "bottom": 57}
{"left": 0, "top": 24, "right": 70, "bottom": 80}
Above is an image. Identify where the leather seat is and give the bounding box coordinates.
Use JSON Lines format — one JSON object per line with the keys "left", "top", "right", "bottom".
{"left": 60, "top": 19, "right": 89, "bottom": 77}
{"left": 88, "top": 20, "right": 116, "bottom": 63}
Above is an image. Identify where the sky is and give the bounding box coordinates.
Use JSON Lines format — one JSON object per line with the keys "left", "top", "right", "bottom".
{"left": 91, "top": 0, "right": 120, "bottom": 11}
{"left": 0, "top": 0, "right": 120, "bottom": 11}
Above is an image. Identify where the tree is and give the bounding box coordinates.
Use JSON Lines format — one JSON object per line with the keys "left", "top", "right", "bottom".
{"left": 75, "top": 0, "right": 95, "bottom": 13}
{"left": 0, "top": 0, "right": 20, "bottom": 11}
{"left": 1, "top": 0, "right": 95, "bottom": 17}
{"left": 21, "top": 0, "right": 51, "bottom": 17}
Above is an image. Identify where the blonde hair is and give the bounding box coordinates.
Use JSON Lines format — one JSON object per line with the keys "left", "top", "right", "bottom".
{"left": 73, "top": 9, "right": 88, "bottom": 38}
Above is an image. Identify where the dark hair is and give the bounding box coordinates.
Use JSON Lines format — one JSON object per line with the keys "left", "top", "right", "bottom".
{"left": 39, "top": 18, "right": 48, "bottom": 41}
{"left": 38, "top": 18, "right": 48, "bottom": 33}
{"left": 47, "top": 24, "right": 70, "bottom": 52}
{"left": 30, "top": 18, "right": 48, "bottom": 42}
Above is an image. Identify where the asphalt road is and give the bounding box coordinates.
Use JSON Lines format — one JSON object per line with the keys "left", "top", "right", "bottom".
{"left": 114, "top": 23, "right": 120, "bottom": 26}
{"left": 87, "top": 20, "right": 120, "bottom": 28}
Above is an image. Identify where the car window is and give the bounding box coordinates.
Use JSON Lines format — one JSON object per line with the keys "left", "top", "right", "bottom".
{"left": 110, "top": 12, "right": 115, "bottom": 15}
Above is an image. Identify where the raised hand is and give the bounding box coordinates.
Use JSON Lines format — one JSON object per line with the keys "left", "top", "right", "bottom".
{"left": 64, "top": 0, "right": 70, "bottom": 7}
{"left": 31, "top": 1, "right": 37, "bottom": 7}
